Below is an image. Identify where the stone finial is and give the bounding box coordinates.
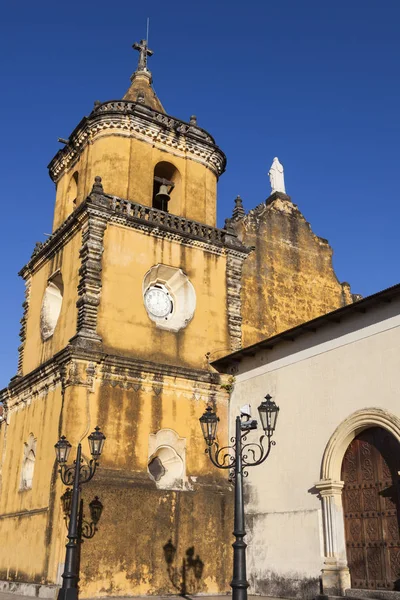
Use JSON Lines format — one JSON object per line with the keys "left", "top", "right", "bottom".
{"left": 224, "top": 218, "right": 235, "bottom": 234}
{"left": 31, "top": 241, "right": 42, "bottom": 257}
{"left": 190, "top": 115, "right": 197, "bottom": 126}
{"left": 91, "top": 176, "right": 104, "bottom": 195}
{"left": 93, "top": 100, "right": 101, "bottom": 110}
{"left": 232, "top": 195, "right": 245, "bottom": 220}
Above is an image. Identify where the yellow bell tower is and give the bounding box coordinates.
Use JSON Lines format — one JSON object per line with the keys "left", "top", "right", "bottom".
{"left": 0, "top": 41, "right": 249, "bottom": 597}
{"left": 51, "top": 39, "right": 223, "bottom": 232}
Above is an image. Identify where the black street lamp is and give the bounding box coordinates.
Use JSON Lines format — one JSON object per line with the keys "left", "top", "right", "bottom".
{"left": 199, "top": 395, "right": 279, "bottom": 600}
{"left": 55, "top": 427, "right": 106, "bottom": 600}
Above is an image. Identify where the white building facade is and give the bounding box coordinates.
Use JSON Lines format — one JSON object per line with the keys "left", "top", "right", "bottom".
{"left": 213, "top": 284, "right": 400, "bottom": 598}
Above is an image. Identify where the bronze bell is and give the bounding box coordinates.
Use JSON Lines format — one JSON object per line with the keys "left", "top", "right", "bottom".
{"left": 155, "top": 184, "right": 171, "bottom": 204}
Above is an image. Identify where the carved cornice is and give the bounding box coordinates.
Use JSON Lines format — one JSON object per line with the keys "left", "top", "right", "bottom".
{"left": 0, "top": 345, "right": 222, "bottom": 409}
{"left": 48, "top": 101, "right": 227, "bottom": 182}
{"left": 19, "top": 193, "right": 250, "bottom": 280}
{"left": 19, "top": 201, "right": 89, "bottom": 279}
{"left": 1, "top": 357, "right": 63, "bottom": 410}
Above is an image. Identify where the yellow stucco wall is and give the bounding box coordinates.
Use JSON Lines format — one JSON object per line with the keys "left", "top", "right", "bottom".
{"left": 60, "top": 371, "right": 231, "bottom": 598}
{"left": 53, "top": 136, "right": 218, "bottom": 231}
{"left": 22, "top": 231, "right": 81, "bottom": 375}
{"left": 0, "top": 360, "right": 232, "bottom": 594}
{"left": 98, "top": 224, "right": 230, "bottom": 370}
{"left": 0, "top": 385, "right": 64, "bottom": 584}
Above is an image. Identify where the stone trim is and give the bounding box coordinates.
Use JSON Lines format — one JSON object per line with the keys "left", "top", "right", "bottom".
{"left": 315, "top": 408, "right": 400, "bottom": 596}
{"left": 0, "top": 506, "right": 48, "bottom": 520}
{"left": 226, "top": 250, "right": 247, "bottom": 351}
{"left": 95, "top": 466, "right": 231, "bottom": 493}
{"left": 20, "top": 195, "right": 250, "bottom": 279}
{"left": 17, "top": 275, "right": 32, "bottom": 376}
{"left": 110, "top": 195, "right": 227, "bottom": 244}
{"left": 19, "top": 201, "right": 87, "bottom": 278}
{"left": 3, "top": 362, "right": 63, "bottom": 412}
{"left": 69, "top": 207, "right": 107, "bottom": 349}
{"left": 315, "top": 478, "right": 350, "bottom": 595}
{"left": 1, "top": 345, "right": 222, "bottom": 404}
{"left": 48, "top": 101, "right": 227, "bottom": 182}
{"left": 321, "top": 407, "right": 400, "bottom": 482}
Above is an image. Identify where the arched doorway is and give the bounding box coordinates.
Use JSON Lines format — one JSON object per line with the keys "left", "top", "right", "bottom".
{"left": 342, "top": 427, "right": 400, "bottom": 590}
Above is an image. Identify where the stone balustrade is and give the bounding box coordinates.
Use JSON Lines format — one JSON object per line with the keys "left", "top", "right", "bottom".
{"left": 109, "top": 195, "right": 227, "bottom": 244}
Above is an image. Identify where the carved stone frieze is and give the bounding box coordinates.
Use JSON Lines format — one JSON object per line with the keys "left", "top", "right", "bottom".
{"left": 48, "top": 102, "right": 226, "bottom": 182}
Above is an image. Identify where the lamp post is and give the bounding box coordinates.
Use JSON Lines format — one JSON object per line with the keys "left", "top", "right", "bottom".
{"left": 199, "top": 395, "right": 279, "bottom": 600}
{"left": 55, "top": 427, "right": 106, "bottom": 600}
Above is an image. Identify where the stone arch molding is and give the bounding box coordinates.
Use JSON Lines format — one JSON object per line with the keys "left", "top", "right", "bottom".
{"left": 316, "top": 408, "right": 400, "bottom": 596}
{"left": 321, "top": 407, "right": 400, "bottom": 482}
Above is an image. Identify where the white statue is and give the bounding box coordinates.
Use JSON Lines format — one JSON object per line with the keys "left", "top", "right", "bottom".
{"left": 268, "top": 157, "right": 286, "bottom": 194}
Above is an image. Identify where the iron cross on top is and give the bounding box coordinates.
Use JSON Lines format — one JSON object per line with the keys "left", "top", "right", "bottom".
{"left": 133, "top": 39, "right": 153, "bottom": 72}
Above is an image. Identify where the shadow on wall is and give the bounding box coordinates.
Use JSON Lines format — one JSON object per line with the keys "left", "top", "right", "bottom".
{"left": 249, "top": 571, "right": 320, "bottom": 600}
{"left": 60, "top": 491, "right": 104, "bottom": 592}
{"left": 163, "top": 539, "right": 204, "bottom": 597}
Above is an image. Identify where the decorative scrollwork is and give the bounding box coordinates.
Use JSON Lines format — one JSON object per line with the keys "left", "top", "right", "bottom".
{"left": 59, "top": 457, "right": 97, "bottom": 486}
{"left": 207, "top": 430, "right": 273, "bottom": 472}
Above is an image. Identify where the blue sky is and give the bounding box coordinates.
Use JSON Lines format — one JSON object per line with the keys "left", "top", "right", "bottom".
{"left": 1, "top": 0, "right": 399, "bottom": 383}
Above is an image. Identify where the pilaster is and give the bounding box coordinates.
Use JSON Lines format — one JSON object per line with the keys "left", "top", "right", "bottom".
{"left": 316, "top": 479, "right": 350, "bottom": 596}
{"left": 226, "top": 250, "right": 246, "bottom": 351}
{"left": 70, "top": 191, "right": 108, "bottom": 350}
{"left": 17, "top": 274, "right": 32, "bottom": 376}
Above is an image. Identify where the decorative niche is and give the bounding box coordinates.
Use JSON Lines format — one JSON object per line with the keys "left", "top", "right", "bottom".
{"left": 20, "top": 434, "right": 37, "bottom": 491}
{"left": 147, "top": 429, "right": 187, "bottom": 490}
{"left": 143, "top": 264, "right": 196, "bottom": 333}
{"left": 40, "top": 270, "right": 64, "bottom": 341}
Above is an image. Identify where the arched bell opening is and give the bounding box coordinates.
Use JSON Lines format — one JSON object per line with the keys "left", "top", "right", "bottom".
{"left": 152, "top": 162, "right": 181, "bottom": 214}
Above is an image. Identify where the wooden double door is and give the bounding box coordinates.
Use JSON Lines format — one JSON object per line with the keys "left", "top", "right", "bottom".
{"left": 342, "top": 427, "right": 400, "bottom": 589}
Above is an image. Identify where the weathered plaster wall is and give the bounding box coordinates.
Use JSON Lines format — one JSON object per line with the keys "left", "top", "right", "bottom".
{"left": 78, "top": 475, "right": 232, "bottom": 597}
{"left": 98, "top": 224, "right": 230, "bottom": 370}
{"left": 0, "top": 354, "right": 234, "bottom": 596}
{"left": 228, "top": 299, "right": 400, "bottom": 597}
{"left": 53, "top": 136, "right": 218, "bottom": 231}
{"left": 0, "top": 384, "right": 64, "bottom": 585}
{"left": 234, "top": 194, "right": 354, "bottom": 346}
{"left": 73, "top": 372, "right": 232, "bottom": 597}
{"left": 22, "top": 231, "right": 81, "bottom": 376}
